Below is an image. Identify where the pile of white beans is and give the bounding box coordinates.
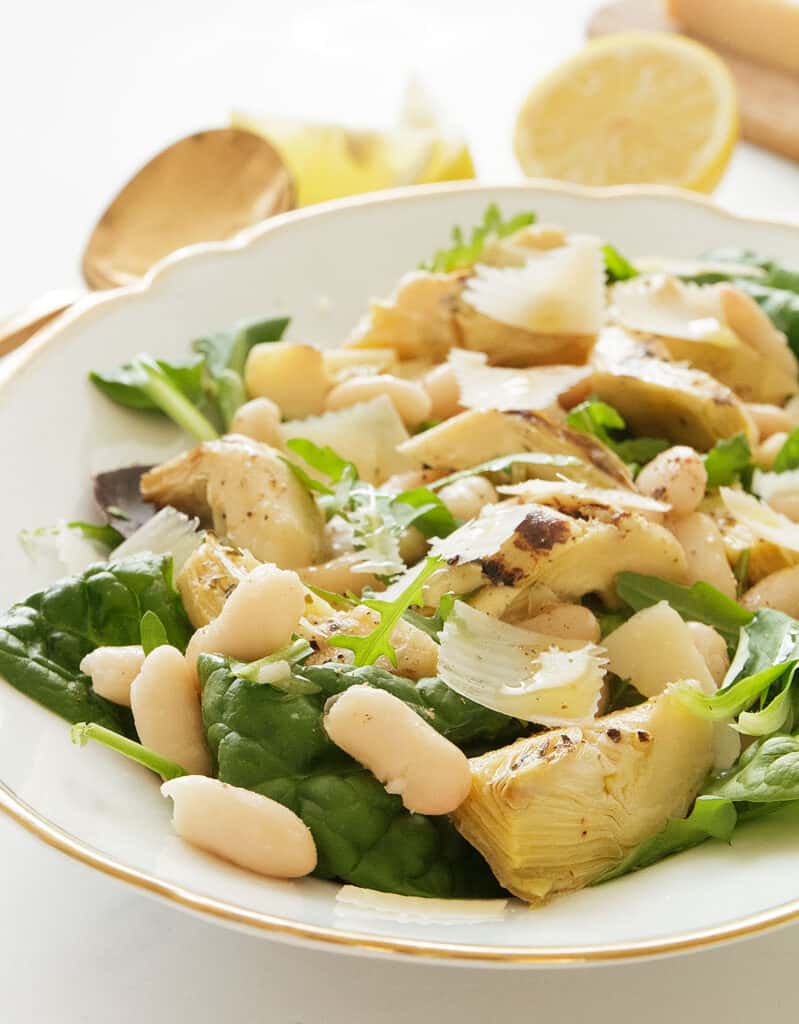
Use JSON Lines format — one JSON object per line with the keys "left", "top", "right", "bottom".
{"left": 80, "top": 564, "right": 471, "bottom": 879}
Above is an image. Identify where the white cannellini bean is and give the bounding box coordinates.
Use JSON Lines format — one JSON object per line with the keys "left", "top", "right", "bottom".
{"left": 324, "top": 685, "right": 471, "bottom": 815}
{"left": 668, "top": 512, "right": 737, "bottom": 599}
{"left": 423, "top": 363, "right": 462, "bottom": 421}
{"left": 185, "top": 564, "right": 307, "bottom": 682}
{"left": 756, "top": 431, "right": 789, "bottom": 469}
{"left": 244, "top": 342, "right": 331, "bottom": 419}
{"left": 719, "top": 285, "right": 798, "bottom": 378}
{"left": 161, "top": 775, "right": 317, "bottom": 878}
{"left": 324, "top": 374, "right": 432, "bottom": 429}
{"left": 79, "top": 645, "right": 145, "bottom": 707}
{"left": 519, "top": 604, "right": 601, "bottom": 645}
{"left": 437, "top": 476, "right": 498, "bottom": 522}
{"left": 686, "top": 622, "right": 730, "bottom": 686}
{"left": 742, "top": 564, "right": 799, "bottom": 617}
{"left": 229, "top": 397, "right": 284, "bottom": 447}
{"left": 768, "top": 493, "right": 799, "bottom": 522}
{"left": 130, "top": 646, "right": 212, "bottom": 775}
{"left": 298, "top": 553, "right": 383, "bottom": 596}
{"left": 636, "top": 446, "right": 707, "bottom": 515}
{"left": 745, "top": 403, "right": 794, "bottom": 442}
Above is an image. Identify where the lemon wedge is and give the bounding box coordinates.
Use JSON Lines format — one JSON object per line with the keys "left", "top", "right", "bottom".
{"left": 514, "top": 33, "right": 738, "bottom": 192}
{"left": 232, "top": 112, "right": 474, "bottom": 206}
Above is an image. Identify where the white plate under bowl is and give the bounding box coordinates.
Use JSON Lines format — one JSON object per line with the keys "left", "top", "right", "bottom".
{"left": 2, "top": 182, "right": 799, "bottom": 966}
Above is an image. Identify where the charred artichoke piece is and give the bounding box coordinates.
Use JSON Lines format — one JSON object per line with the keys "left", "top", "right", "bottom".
{"left": 452, "top": 686, "right": 714, "bottom": 904}
{"left": 591, "top": 328, "right": 756, "bottom": 451}
{"left": 398, "top": 409, "right": 633, "bottom": 490}
{"left": 346, "top": 267, "right": 594, "bottom": 368}
{"left": 140, "top": 435, "right": 325, "bottom": 568}
{"left": 428, "top": 499, "right": 686, "bottom": 604}
{"left": 176, "top": 533, "right": 260, "bottom": 629}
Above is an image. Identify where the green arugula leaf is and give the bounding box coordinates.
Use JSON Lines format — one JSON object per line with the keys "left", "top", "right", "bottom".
{"left": 91, "top": 354, "right": 218, "bottom": 442}
{"left": 192, "top": 317, "right": 289, "bottom": 429}
{"left": 704, "top": 434, "right": 753, "bottom": 487}
{"left": 230, "top": 637, "right": 319, "bottom": 694}
{"left": 403, "top": 592, "right": 457, "bottom": 642}
{"left": 140, "top": 610, "right": 170, "bottom": 656}
{"left": 566, "top": 398, "right": 667, "bottom": 471}
{"left": 329, "top": 557, "right": 444, "bottom": 666}
{"left": 71, "top": 722, "right": 187, "bottom": 780}
{"left": 614, "top": 571, "right": 753, "bottom": 646}
{"left": 773, "top": 427, "right": 799, "bottom": 473}
{"left": 603, "top": 243, "right": 638, "bottom": 283}
{"left": 393, "top": 487, "right": 457, "bottom": 538}
{"left": 428, "top": 452, "right": 582, "bottom": 492}
{"left": 67, "top": 521, "right": 124, "bottom": 548}
{"left": 676, "top": 661, "right": 795, "bottom": 722}
{"left": 420, "top": 204, "right": 536, "bottom": 273}
{"left": 593, "top": 796, "right": 738, "bottom": 884}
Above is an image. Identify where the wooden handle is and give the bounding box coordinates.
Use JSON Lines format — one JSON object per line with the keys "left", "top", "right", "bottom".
{"left": 0, "top": 290, "right": 78, "bottom": 357}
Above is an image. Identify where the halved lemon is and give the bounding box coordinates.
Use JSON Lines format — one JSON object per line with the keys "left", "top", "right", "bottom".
{"left": 514, "top": 33, "right": 738, "bottom": 192}
{"left": 232, "top": 112, "right": 474, "bottom": 207}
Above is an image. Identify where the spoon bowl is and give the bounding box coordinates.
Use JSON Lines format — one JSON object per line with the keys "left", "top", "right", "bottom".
{"left": 0, "top": 128, "right": 294, "bottom": 353}
{"left": 82, "top": 128, "right": 294, "bottom": 289}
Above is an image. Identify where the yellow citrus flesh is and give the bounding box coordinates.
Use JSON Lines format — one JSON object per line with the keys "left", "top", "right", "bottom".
{"left": 232, "top": 112, "right": 474, "bottom": 206}
{"left": 514, "top": 33, "right": 738, "bottom": 193}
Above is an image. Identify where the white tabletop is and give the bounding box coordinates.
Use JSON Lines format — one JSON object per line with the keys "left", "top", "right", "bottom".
{"left": 2, "top": 2, "right": 799, "bottom": 1020}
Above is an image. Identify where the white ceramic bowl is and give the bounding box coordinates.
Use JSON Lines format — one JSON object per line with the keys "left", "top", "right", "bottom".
{"left": 2, "top": 182, "right": 799, "bottom": 966}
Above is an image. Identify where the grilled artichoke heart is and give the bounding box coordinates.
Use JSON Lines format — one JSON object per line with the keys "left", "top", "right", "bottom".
{"left": 428, "top": 498, "right": 685, "bottom": 604}
{"left": 140, "top": 435, "right": 325, "bottom": 568}
{"left": 176, "top": 533, "right": 260, "bottom": 629}
{"left": 611, "top": 276, "right": 798, "bottom": 404}
{"left": 346, "top": 269, "right": 594, "bottom": 368}
{"left": 398, "top": 408, "right": 632, "bottom": 489}
{"left": 591, "top": 328, "right": 756, "bottom": 451}
{"left": 452, "top": 686, "right": 714, "bottom": 904}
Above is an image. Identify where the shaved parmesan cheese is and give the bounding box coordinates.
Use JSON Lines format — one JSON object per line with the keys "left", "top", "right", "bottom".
{"left": 19, "top": 522, "right": 111, "bottom": 582}
{"left": 448, "top": 349, "right": 590, "bottom": 412}
{"left": 612, "top": 275, "right": 740, "bottom": 347}
{"left": 751, "top": 468, "right": 799, "bottom": 502}
{"left": 438, "top": 601, "right": 607, "bottom": 725}
{"left": 112, "top": 507, "right": 204, "bottom": 574}
{"left": 431, "top": 503, "right": 536, "bottom": 564}
{"left": 720, "top": 486, "right": 799, "bottom": 552}
{"left": 282, "top": 395, "right": 412, "bottom": 484}
{"left": 463, "top": 236, "right": 604, "bottom": 336}
{"left": 335, "top": 885, "right": 508, "bottom": 923}
{"left": 497, "top": 479, "right": 669, "bottom": 512}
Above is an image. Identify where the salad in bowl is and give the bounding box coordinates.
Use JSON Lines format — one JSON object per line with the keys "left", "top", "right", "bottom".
{"left": 5, "top": 203, "right": 799, "bottom": 910}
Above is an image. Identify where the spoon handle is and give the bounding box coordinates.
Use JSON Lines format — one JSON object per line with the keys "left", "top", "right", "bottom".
{"left": 0, "top": 290, "right": 78, "bottom": 357}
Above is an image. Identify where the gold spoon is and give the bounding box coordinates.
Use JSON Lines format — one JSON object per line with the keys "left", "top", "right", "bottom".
{"left": 0, "top": 128, "right": 294, "bottom": 356}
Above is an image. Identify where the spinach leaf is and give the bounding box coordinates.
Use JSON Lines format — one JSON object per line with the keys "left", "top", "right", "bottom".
{"left": 0, "top": 554, "right": 191, "bottom": 736}
{"left": 420, "top": 204, "right": 536, "bottom": 274}
{"left": 705, "top": 733, "right": 799, "bottom": 803}
{"left": 593, "top": 796, "right": 738, "bottom": 884}
{"left": 704, "top": 434, "right": 752, "bottom": 488}
{"left": 602, "top": 244, "right": 638, "bottom": 283}
{"left": 725, "top": 608, "right": 799, "bottom": 684}
{"left": 773, "top": 427, "right": 799, "bottom": 473}
{"left": 614, "top": 572, "right": 753, "bottom": 646}
{"left": 199, "top": 656, "right": 516, "bottom": 896}
{"left": 140, "top": 610, "right": 170, "bottom": 655}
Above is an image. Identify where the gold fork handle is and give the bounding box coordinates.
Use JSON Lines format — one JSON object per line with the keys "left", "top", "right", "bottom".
{"left": 0, "top": 290, "right": 79, "bottom": 357}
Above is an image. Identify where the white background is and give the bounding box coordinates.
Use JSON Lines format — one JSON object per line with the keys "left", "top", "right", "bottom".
{"left": 2, "top": 1, "right": 799, "bottom": 1020}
